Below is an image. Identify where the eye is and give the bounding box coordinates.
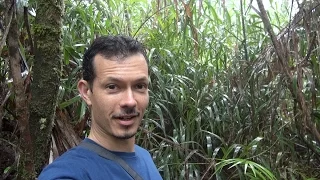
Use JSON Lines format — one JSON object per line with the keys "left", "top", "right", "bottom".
{"left": 106, "top": 84, "right": 116, "bottom": 89}
{"left": 135, "top": 83, "right": 148, "bottom": 91}
{"left": 105, "top": 84, "right": 119, "bottom": 92}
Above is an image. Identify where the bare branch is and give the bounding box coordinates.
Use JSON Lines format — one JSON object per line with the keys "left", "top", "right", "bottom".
{"left": 0, "top": 8, "right": 13, "bottom": 56}
{"left": 256, "top": 0, "right": 285, "bottom": 63}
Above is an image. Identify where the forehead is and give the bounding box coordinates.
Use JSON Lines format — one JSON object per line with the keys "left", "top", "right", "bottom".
{"left": 93, "top": 53, "right": 148, "bottom": 81}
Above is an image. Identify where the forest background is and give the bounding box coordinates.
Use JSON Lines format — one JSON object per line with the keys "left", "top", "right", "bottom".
{"left": 0, "top": 0, "right": 319, "bottom": 179}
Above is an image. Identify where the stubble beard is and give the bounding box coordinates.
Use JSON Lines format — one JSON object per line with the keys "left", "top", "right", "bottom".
{"left": 113, "top": 126, "right": 137, "bottom": 140}
{"left": 112, "top": 108, "right": 142, "bottom": 140}
{"left": 115, "top": 132, "right": 136, "bottom": 140}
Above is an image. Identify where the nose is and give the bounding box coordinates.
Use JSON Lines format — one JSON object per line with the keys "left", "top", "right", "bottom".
{"left": 120, "top": 89, "right": 137, "bottom": 108}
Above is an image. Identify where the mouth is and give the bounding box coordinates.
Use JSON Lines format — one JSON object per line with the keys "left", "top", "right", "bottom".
{"left": 114, "top": 114, "right": 139, "bottom": 126}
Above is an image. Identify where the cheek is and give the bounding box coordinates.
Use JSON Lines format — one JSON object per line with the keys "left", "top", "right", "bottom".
{"left": 141, "top": 94, "right": 149, "bottom": 109}
{"left": 93, "top": 94, "right": 114, "bottom": 110}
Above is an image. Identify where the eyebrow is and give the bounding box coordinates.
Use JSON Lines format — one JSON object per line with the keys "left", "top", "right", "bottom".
{"left": 106, "top": 76, "right": 149, "bottom": 83}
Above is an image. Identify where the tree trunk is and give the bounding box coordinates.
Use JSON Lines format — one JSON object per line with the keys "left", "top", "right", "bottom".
{"left": 256, "top": 0, "right": 320, "bottom": 145}
{"left": 29, "top": 0, "right": 64, "bottom": 173}
{"left": 6, "top": 0, "right": 35, "bottom": 179}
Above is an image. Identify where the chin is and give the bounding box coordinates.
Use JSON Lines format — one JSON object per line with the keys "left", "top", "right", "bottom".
{"left": 115, "top": 131, "right": 137, "bottom": 140}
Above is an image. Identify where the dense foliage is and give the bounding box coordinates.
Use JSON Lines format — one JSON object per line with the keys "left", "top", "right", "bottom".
{"left": 1, "top": 0, "right": 319, "bottom": 179}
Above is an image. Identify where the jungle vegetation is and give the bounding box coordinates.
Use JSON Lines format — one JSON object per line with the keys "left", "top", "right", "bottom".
{"left": 0, "top": 0, "right": 319, "bottom": 179}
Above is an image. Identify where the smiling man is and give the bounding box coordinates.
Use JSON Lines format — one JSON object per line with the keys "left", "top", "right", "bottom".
{"left": 38, "top": 35, "right": 162, "bottom": 180}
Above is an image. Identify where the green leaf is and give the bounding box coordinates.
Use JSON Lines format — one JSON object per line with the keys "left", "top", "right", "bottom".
{"left": 59, "top": 95, "right": 81, "bottom": 109}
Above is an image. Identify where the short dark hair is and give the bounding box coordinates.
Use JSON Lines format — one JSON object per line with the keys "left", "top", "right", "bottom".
{"left": 82, "top": 35, "right": 147, "bottom": 87}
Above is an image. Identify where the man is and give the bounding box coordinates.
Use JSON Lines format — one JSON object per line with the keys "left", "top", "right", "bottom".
{"left": 38, "top": 35, "right": 163, "bottom": 180}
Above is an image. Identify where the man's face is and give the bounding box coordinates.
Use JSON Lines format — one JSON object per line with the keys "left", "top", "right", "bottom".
{"left": 80, "top": 53, "right": 149, "bottom": 140}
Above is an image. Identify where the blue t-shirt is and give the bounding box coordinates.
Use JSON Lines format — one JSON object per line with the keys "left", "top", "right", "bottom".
{"left": 38, "top": 139, "right": 162, "bottom": 180}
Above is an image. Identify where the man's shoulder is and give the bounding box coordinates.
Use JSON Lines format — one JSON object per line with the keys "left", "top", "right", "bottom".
{"left": 134, "top": 144, "right": 149, "bottom": 154}
{"left": 38, "top": 146, "right": 100, "bottom": 180}
{"left": 55, "top": 145, "right": 98, "bottom": 163}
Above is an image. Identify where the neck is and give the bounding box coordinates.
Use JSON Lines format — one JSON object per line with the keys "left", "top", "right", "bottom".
{"left": 88, "top": 130, "right": 135, "bottom": 152}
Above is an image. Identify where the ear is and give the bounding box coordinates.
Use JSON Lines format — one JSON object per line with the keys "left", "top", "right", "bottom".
{"left": 78, "top": 79, "right": 92, "bottom": 106}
